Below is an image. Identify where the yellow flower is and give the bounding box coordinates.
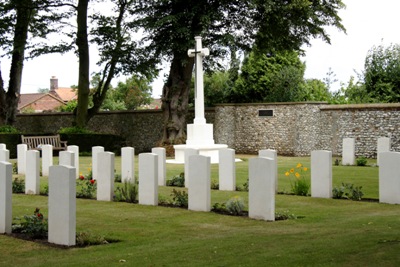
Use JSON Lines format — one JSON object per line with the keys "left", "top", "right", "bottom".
{"left": 290, "top": 168, "right": 294, "bottom": 173}
{"left": 296, "top": 163, "right": 302, "bottom": 168}
{"left": 303, "top": 167, "right": 308, "bottom": 171}
{"left": 295, "top": 172, "right": 300, "bottom": 179}
{"left": 285, "top": 171, "right": 290, "bottom": 176}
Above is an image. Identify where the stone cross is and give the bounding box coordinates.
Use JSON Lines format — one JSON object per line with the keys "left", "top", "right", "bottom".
{"left": 188, "top": 36, "right": 209, "bottom": 125}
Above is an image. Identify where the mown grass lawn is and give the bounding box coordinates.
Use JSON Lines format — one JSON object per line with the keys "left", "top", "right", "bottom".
{"left": 1, "top": 155, "right": 399, "bottom": 267}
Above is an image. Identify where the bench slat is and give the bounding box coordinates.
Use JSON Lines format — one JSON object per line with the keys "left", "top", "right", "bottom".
{"left": 21, "top": 135, "right": 67, "bottom": 151}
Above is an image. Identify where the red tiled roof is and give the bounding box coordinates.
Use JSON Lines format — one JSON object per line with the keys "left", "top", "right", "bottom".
{"left": 54, "top": 87, "right": 77, "bottom": 102}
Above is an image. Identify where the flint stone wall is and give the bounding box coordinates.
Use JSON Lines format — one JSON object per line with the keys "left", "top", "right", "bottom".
{"left": 214, "top": 102, "right": 400, "bottom": 157}
{"left": 14, "top": 103, "right": 400, "bottom": 157}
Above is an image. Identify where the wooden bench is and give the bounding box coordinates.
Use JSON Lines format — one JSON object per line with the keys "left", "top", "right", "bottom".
{"left": 21, "top": 135, "right": 68, "bottom": 151}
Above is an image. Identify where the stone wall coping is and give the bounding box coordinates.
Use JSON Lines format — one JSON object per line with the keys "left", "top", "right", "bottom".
{"left": 320, "top": 103, "right": 400, "bottom": 110}
{"left": 215, "top": 101, "right": 327, "bottom": 107}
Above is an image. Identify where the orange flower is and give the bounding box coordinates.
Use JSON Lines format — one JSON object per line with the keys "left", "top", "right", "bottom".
{"left": 296, "top": 163, "right": 302, "bottom": 168}
{"left": 285, "top": 171, "right": 290, "bottom": 176}
{"left": 295, "top": 172, "right": 301, "bottom": 179}
{"left": 303, "top": 167, "right": 308, "bottom": 171}
{"left": 290, "top": 168, "right": 294, "bottom": 173}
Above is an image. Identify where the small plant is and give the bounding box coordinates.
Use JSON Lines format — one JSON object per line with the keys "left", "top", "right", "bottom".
{"left": 356, "top": 156, "right": 368, "bottom": 166}
{"left": 166, "top": 173, "right": 185, "bottom": 187}
{"left": 76, "top": 231, "right": 115, "bottom": 247}
{"left": 226, "top": 196, "right": 245, "bottom": 216}
{"left": 212, "top": 202, "right": 227, "bottom": 213}
{"left": 285, "top": 163, "right": 310, "bottom": 196}
{"left": 334, "top": 158, "right": 340, "bottom": 166}
{"left": 332, "top": 184, "right": 345, "bottom": 199}
{"left": 332, "top": 183, "right": 364, "bottom": 201}
{"left": 12, "top": 162, "right": 18, "bottom": 174}
{"left": 12, "top": 178, "right": 25, "bottom": 193}
{"left": 12, "top": 208, "right": 48, "bottom": 239}
{"left": 171, "top": 189, "right": 188, "bottom": 208}
{"left": 242, "top": 179, "right": 249, "bottom": 192}
{"left": 275, "top": 210, "right": 298, "bottom": 221}
{"left": 211, "top": 180, "right": 219, "bottom": 190}
{"left": 114, "top": 173, "right": 122, "bottom": 183}
{"left": 114, "top": 180, "right": 138, "bottom": 203}
{"left": 0, "top": 125, "right": 19, "bottom": 133}
{"left": 76, "top": 173, "right": 96, "bottom": 199}
{"left": 40, "top": 184, "right": 49, "bottom": 196}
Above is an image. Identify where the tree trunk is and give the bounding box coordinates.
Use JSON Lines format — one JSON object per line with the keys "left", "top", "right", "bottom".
{"left": 74, "top": 0, "right": 90, "bottom": 128}
{"left": 0, "top": 0, "right": 33, "bottom": 125}
{"left": 161, "top": 53, "right": 194, "bottom": 145}
{"left": 0, "top": 65, "right": 5, "bottom": 126}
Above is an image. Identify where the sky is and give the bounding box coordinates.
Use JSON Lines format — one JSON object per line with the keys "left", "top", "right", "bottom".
{"left": 1, "top": 0, "right": 400, "bottom": 97}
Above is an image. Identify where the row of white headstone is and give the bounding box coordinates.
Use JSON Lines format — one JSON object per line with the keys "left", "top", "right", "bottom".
{"left": 342, "top": 137, "right": 391, "bottom": 165}
{"left": 2, "top": 144, "right": 400, "bottom": 246}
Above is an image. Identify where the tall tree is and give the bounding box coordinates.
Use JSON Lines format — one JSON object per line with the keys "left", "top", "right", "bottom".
{"left": 135, "top": 0, "right": 345, "bottom": 145}
{"left": 0, "top": 0, "right": 68, "bottom": 125}
{"left": 229, "top": 50, "right": 306, "bottom": 103}
{"left": 363, "top": 43, "right": 400, "bottom": 103}
{"left": 74, "top": 0, "right": 157, "bottom": 127}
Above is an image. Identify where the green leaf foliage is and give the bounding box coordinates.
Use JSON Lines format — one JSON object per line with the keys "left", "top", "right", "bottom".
{"left": 229, "top": 50, "right": 306, "bottom": 103}
{"left": 364, "top": 43, "right": 400, "bottom": 102}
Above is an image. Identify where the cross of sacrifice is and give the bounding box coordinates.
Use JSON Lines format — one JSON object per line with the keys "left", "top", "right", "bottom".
{"left": 188, "top": 36, "right": 209, "bottom": 125}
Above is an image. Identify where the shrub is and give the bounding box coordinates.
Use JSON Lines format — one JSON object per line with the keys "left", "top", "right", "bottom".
{"left": 166, "top": 173, "right": 185, "bottom": 187}
{"left": 356, "top": 156, "right": 368, "bottom": 166}
{"left": 12, "top": 208, "right": 48, "bottom": 239}
{"left": 114, "top": 181, "right": 138, "bottom": 203}
{"left": 226, "top": 196, "right": 245, "bottom": 216}
{"left": 12, "top": 178, "right": 25, "bottom": 193}
{"left": 171, "top": 189, "right": 188, "bottom": 208}
{"left": 285, "top": 163, "right": 310, "bottom": 196}
{"left": 58, "top": 126, "right": 94, "bottom": 134}
{"left": 332, "top": 183, "right": 364, "bottom": 201}
{"left": 0, "top": 125, "right": 19, "bottom": 133}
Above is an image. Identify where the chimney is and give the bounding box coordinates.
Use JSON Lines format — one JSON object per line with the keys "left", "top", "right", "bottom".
{"left": 50, "top": 76, "right": 58, "bottom": 92}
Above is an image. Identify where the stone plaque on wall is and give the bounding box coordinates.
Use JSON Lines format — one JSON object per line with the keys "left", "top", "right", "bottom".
{"left": 258, "top": 109, "right": 273, "bottom": 117}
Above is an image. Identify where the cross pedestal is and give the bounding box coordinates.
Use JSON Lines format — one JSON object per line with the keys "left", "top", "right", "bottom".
{"left": 167, "top": 36, "right": 228, "bottom": 164}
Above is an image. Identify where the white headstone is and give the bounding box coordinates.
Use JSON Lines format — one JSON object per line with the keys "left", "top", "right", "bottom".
{"left": 377, "top": 137, "right": 391, "bottom": 166}
{"left": 96, "top": 152, "right": 115, "bottom": 201}
{"left": 184, "top": 148, "right": 199, "bottom": 187}
{"left": 0, "top": 149, "right": 10, "bottom": 162}
{"left": 48, "top": 165, "right": 76, "bottom": 246}
{"left": 121, "top": 147, "right": 135, "bottom": 183}
{"left": 67, "top": 145, "right": 79, "bottom": 178}
{"left": 0, "top": 161, "right": 12, "bottom": 234}
{"left": 25, "top": 150, "right": 40, "bottom": 195}
{"left": 188, "top": 155, "right": 211, "bottom": 212}
{"left": 379, "top": 152, "right": 400, "bottom": 204}
{"left": 219, "top": 148, "right": 236, "bottom": 191}
{"left": 249, "top": 157, "right": 275, "bottom": 221}
{"left": 92, "top": 146, "right": 104, "bottom": 180}
{"left": 342, "top": 138, "right": 355, "bottom": 165}
{"left": 152, "top": 147, "right": 166, "bottom": 186}
{"left": 17, "top": 144, "right": 28, "bottom": 175}
{"left": 41, "top": 144, "right": 53, "bottom": 176}
{"left": 59, "top": 151, "right": 75, "bottom": 167}
{"left": 259, "top": 149, "right": 278, "bottom": 192}
{"left": 311, "top": 150, "right": 332, "bottom": 198}
{"left": 138, "top": 153, "right": 158, "bottom": 206}
{"left": 0, "top": 143, "right": 6, "bottom": 150}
